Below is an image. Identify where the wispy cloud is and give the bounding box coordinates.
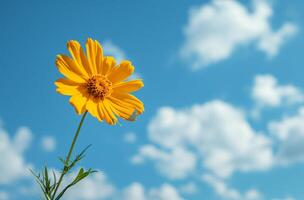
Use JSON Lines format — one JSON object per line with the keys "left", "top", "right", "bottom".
{"left": 203, "top": 174, "right": 261, "bottom": 200}
{"left": 124, "top": 132, "right": 137, "bottom": 144}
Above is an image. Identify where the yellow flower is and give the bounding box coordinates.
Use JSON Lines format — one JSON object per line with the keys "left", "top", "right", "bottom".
{"left": 55, "top": 38, "right": 144, "bottom": 125}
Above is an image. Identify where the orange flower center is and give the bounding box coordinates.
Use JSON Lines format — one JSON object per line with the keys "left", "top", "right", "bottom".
{"left": 86, "top": 75, "right": 112, "bottom": 99}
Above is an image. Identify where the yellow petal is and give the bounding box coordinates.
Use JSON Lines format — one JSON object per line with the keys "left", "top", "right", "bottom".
{"left": 107, "top": 61, "right": 134, "bottom": 83}
{"left": 67, "top": 40, "right": 90, "bottom": 77}
{"left": 86, "top": 98, "right": 102, "bottom": 121}
{"left": 56, "top": 55, "right": 86, "bottom": 83}
{"left": 95, "top": 41, "right": 103, "bottom": 74}
{"left": 104, "top": 100, "right": 118, "bottom": 124}
{"left": 99, "top": 100, "right": 117, "bottom": 125}
{"left": 110, "top": 93, "right": 144, "bottom": 114}
{"left": 55, "top": 78, "right": 81, "bottom": 96}
{"left": 85, "top": 38, "right": 99, "bottom": 75}
{"left": 113, "top": 79, "right": 144, "bottom": 93}
{"left": 59, "top": 55, "right": 90, "bottom": 79}
{"left": 108, "top": 98, "right": 134, "bottom": 120}
{"left": 69, "top": 93, "right": 88, "bottom": 114}
{"left": 101, "top": 56, "right": 116, "bottom": 76}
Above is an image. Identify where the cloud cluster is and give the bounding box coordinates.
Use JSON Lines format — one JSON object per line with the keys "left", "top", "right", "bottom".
{"left": 131, "top": 74, "right": 304, "bottom": 200}
{"left": 181, "top": 0, "right": 297, "bottom": 69}
{"left": 0, "top": 126, "right": 32, "bottom": 184}
{"left": 252, "top": 74, "right": 304, "bottom": 108}
{"left": 269, "top": 106, "right": 304, "bottom": 165}
{"left": 133, "top": 100, "right": 273, "bottom": 179}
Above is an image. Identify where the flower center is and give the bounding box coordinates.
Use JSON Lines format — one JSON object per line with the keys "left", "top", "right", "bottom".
{"left": 86, "top": 75, "right": 112, "bottom": 99}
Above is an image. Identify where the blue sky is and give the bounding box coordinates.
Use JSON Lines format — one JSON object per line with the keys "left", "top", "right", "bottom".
{"left": 1, "top": 0, "right": 304, "bottom": 200}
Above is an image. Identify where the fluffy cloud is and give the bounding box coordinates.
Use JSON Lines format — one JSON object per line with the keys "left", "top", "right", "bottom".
{"left": 0, "top": 126, "right": 33, "bottom": 184}
{"left": 180, "top": 0, "right": 297, "bottom": 69}
{"left": 252, "top": 74, "right": 304, "bottom": 108}
{"left": 122, "top": 183, "right": 146, "bottom": 200}
{"left": 132, "top": 145, "right": 197, "bottom": 179}
{"left": 122, "top": 183, "right": 183, "bottom": 200}
{"left": 41, "top": 135, "right": 56, "bottom": 152}
{"left": 133, "top": 100, "right": 273, "bottom": 179}
{"left": 268, "top": 107, "right": 304, "bottom": 165}
{"left": 203, "top": 174, "right": 261, "bottom": 200}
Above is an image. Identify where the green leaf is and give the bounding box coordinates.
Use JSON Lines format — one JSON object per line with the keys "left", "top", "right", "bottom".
{"left": 54, "top": 168, "right": 96, "bottom": 200}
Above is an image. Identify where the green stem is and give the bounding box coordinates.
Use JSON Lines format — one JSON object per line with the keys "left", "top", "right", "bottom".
{"left": 51, "top": 111, "right": 88, "bottom": 200}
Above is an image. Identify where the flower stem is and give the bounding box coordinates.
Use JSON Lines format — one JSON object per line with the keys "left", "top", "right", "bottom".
{"left": 51, "top": 111, "right": 88, "bottom": 200}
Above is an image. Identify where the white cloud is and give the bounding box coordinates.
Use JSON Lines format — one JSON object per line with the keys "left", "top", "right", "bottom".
{"left": 133, "top": 100, "right": 273, "bottom": 179}
{"left": 122, "top": 183, "right": 146, "bottom": 200}
{"left": 41, "top": 136, "right": 56, "bottom": 152}
{"left": 13, "top": 127, "right": 33, "bottom": 153}
{"left": 257, "top": 23, "right": 297, "bottom": 56}
{"left": 132, "top": 145, "right": 197, "bottom": 180}
{"left": 124, "top": 132, "right": 137, "bottom": 144}
{"left": 251, "top": 74, "right": 304, "bottom": 118}
{"left": 268, "top": 106, "right": 304, "bottom": 165}
{"left": 148, "top": 184, "right": 184, "bottom": 200}
{"left": 203, "top": 174, "right": 262, "bottom": 200}
{"left": 121, "top": 182, "right": 184, "bottom": 200}
{"left": 180, "top": 0, "right": 297, "bottom": 69}
{"left": 0, "top": 126, "right": 33, "bottom": 184}
{"left": 252, "top": 74, "right": 304, "bottom": 108}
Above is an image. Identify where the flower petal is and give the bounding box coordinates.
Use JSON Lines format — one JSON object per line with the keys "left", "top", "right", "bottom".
{"left": 99, "top": 100, "right": 117, "bottom": 125}
{"left": 67, "top": 40, "right": 93, "bottom": 76}
{"left": 95, "top": 41, "right": 103, "bottom": 74}
{"left": 55, "top": 78, "right": 81, "bottom": 96}
{"left": 107, "top": 61, "right": 134, "bottom": 83}
{"left": 86, "top": 98, "right": 102, "bottom": 121}
{"left": 58, "top": 55, "right": 89, "bottom": 79}
{"left": 113, "top": 79, "right": 144, "bottom": 93}
{"left": 110, "top": 93, "right": 144, "bottom": 114}
{"left": 86, "top": 38, "right": 101, "bottom": 75}
{"left": 108, "top": 98, "right": 134, "bottom": 120}
{"left": 69, "top": 93, "right": 88, "bottom": 114}
{"left": 66, "top": 41, "right": 91, "bottom": 78}
{"left": 56, "top": 55, "right": 87, "bottom": 83}
{"left": 101, "top": 56, "right": 116, "bottom": 76}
